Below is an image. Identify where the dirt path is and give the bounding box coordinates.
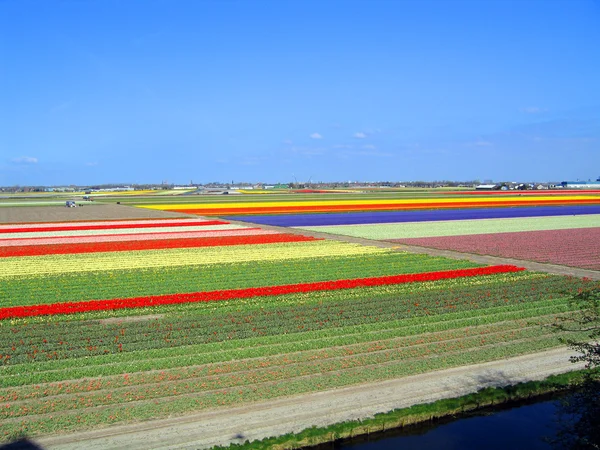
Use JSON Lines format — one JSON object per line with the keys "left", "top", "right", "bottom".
{"left": 33, "top": 347, "right": 582, "bottom": 450}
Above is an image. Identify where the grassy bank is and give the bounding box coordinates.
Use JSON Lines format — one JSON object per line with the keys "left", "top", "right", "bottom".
{"left": 216, "top": 369, "right": 587, "bottom": 450}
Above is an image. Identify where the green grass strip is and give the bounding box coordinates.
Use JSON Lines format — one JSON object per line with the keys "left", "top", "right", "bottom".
{"left": 0, "top": 326, "right": 565, "bottom": 419}
{"left": 214, "top": 370, "right": 590, "bottom": 449}
{"left": 0, "top": 336, "right": 582, "bottom": 440}
{"left": 0, "top": 297, "right": 575, "bottom": 385}
{"left": 297, "top": 214, "right": 600, "bottom": 239}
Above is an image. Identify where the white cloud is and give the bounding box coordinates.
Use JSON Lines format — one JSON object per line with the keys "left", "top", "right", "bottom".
{"left": 354, "top": 132, "right": 367, "bottom": 139}
{"left": 282, "top": 139, "right": 293, "bottom": 145}
{"left": 85, "top": 162, "right": 99, "bottom": 167}
{"left": 521, "top": 106, "right": 547, "bottom": 114}
{"left": 363, "top": 144, "right": 376, "bottom": 150}
{"left": 309, "top": 133, "right": 323, "bottom": 139}
{"left": 332, "top": 144, "right": 353, "bottom": 149}
{"left": 11, "top": 156, "right": 38, "bottom": 164}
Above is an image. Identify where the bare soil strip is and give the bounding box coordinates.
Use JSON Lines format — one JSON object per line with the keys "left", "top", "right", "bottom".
{"left": 96, "top": 314, "right": 165, "bottom": 325}
{"left": 34, "top": 347, "right": 583, "bottom": 450}
{"left": 0, "top": 204, "right": 193, "bottom": 224}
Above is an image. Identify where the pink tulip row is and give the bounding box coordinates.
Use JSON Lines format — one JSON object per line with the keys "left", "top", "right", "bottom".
{"left": 0, "top": 228, "right": 276, "bottom": 247}
{"left": 395, "top": 227, "right": 600, "bottom": 271}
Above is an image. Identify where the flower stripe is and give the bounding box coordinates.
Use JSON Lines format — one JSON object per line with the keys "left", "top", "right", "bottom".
{"left": 298, "top": 215, "right": 600, "bottom": 240}
{"left": 0, "top": 220, "right": 229, "bottom": 234}
{"left": 0, "top": 234, "right": 319, "bottom": 257}
{"left": 139, "top": 194, "right": 600, "bottom": 210}
{"left": 0, "top": 218, "right": 218, "bottom": 230}
{"left": 0, "top": 228, "right": 274, "bottom": 247}
{"left": 223, "top": 205, "right": 600, "bottom": 227}
{"left": 166, "top": 199, "right": 600, "bottom": 215}
{"left": 0, "top": 224, "right": 247, "bottom": 240}
{"left": 393, "top": 228, "right": 600, "bottom": 271}
{"left": 0, "top": 241, "right": 384, "bottom": 277}
{"left": 0, "top": 265, "right": 525, "bottom": 319}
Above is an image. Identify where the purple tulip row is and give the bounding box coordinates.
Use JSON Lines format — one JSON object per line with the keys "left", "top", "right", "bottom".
{"left": 224, "top": 205, "right": 600, "bottom": 227}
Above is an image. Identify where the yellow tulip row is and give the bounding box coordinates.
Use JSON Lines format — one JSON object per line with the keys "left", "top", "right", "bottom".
{"left": 0, "top": 241, "right": 386, "bottom": 278}
{"left": 140, "top": 194, "right": 600, "bottom": 210}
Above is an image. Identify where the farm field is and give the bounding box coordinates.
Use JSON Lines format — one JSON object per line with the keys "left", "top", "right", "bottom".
{"left": 134, "top": 193, "right": 600, "bottom": 215}
{"left": 158, "top": 190, "right": 597, "bottom": 272}
{"left": 1, "top": 266, "right": 596, "bottom": 439}
{"left": 223, "top": 205, "right": 600, "bottom": 227}
{"left": 0, "top": 204, "right": 192, "bottom": 223}
{"left": 291, "top": 212, "right": 600, "bottom": 271}
{"left": 390, "top": 228, "right": 600, "bottom": 271}
{"left": 0, "top": 189, "right": 197, "bottom": 203}
{"left": 1, "top": 190, "right": 599, "bottom": 445}
{"left": 295, "top": 215, "right": 600, "bottom": 239}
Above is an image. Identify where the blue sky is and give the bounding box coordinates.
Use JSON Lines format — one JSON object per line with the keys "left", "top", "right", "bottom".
{"left": 1, "top": 0, "right": 599, "bottom": 185}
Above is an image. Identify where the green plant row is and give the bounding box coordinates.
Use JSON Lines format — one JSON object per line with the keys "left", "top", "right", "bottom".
{"left": 0, "top": 292, "right": 580, "bottom": 386}
{"left": 1, "top": 317, "right": 556, "bottom": 407}
{"left": 0, "top": 272, "right": 574, "bottom": 349}
{"left": 0, "top": 325, "right": 560, "bottom": 420}
{"left": 0, "top": 252, "right": 478, "bottom": 307}
{"left": 0, "top": 274, "right": 581, "bottom": 365}
{"left": 0, "top": 334, "right": 581, "bottom": 440}
{"left": 0, "top": 271, "right": 570, "bottom": 325}
{"left": 0, "top": 295, "right": 577, "bottom": 385}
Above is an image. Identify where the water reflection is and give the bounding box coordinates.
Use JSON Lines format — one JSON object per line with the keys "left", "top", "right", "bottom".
{"left": 313, "top": 384, "right": 599, "bottom": 450}
{"left": 313, "top": 396, "right": 562, "bottom": 450}
{"left": 551, "top": 378, "right": 600, "bottom": 450}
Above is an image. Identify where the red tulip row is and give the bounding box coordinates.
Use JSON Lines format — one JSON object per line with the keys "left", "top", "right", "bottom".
{"left": 0, "top": 265, "right": 524, "bottom": 319}
{"left": 0, "top": 233, "right": 319, "bottom": 257}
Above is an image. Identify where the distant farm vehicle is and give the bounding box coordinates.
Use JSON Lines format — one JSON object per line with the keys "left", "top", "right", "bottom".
{"left": 65, "top": 201, "right": 77, "bottom": 207}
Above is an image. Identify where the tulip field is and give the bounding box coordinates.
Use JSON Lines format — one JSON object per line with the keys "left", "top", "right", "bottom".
{"left": 131, "top": 189, "right": 600, "bottom": 269}
{"left": 294, "top": 215, "right": 600, "bottom": 270}
{"left": 165, "top": 190, "right": 598, "bottom": 271}
{"left": 1, "top": 190, "right": 599, "bottom": 441}
{"left": 391, "top": 228, "right": 600, "bottom": 271}
{"left": 136, "top": 192, "right": 600, "bottom": 216}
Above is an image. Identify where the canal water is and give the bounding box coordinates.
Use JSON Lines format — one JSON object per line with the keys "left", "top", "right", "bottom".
{"left": 316, "top": 396, "right": 567, "bottom": 450}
